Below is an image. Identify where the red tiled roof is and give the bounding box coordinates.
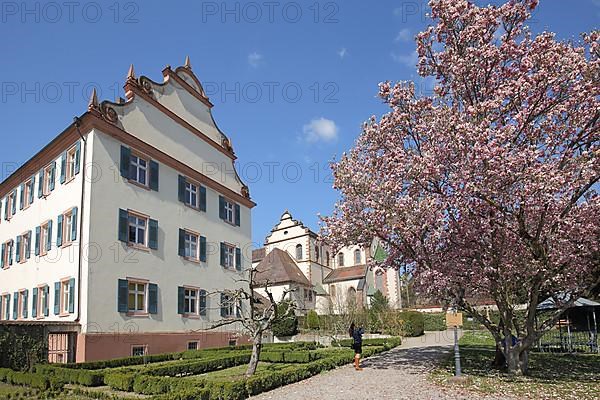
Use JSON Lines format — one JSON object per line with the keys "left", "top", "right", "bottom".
{"left": 323, "top": 265, "right": 367, "bottom": 284}
{"left": 253, "top": 248, "right": 311, "bottom": 287}
{"left": 252, "top": 248, "right": 266, "bottom": 263}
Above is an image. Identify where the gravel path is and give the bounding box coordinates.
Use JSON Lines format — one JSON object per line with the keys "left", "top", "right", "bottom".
{"left": 250, "top": 330, "right": 512, "bottom": 400}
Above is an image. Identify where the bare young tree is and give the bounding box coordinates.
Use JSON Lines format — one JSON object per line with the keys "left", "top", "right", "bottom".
{"left": 207, "top": 266, "right": 295, "bottom": 377}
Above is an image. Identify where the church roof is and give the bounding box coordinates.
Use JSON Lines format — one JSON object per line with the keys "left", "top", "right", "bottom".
{"left": 252, "top": 248, "right": 266, "bottom": 263}
{"left": 253, "top": 248, "right": 312, "bottom": 287}
{"left": 323, "top": 265, "right": 367, "bottom": 284}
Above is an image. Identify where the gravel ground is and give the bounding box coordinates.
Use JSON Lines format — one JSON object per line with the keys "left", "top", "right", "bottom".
{"left": 250, "top": 331, "right": 513, "bottom": 400}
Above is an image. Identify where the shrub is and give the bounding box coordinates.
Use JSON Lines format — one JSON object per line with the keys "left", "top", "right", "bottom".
{"left": 246, "top": 371, "right": 284, "bottom": 396}
{"left": 397, "top": 311, "right": 425, "bottom": 337}
{"left": 272, "top": 301, "right": 298, "bottom": 337}
{"left": 104, "top": 372, "right": 135, "bottom": 392}
{"left": 258, "top": 352, "right": 284, "bottom": 363}
{"left": 133, "top": 375, "right": 174, "bottom": 395}
{"left": 306, "top": 310, "right": 320, "bottom": 330}
{"left": 34, "top": 364, "right": 104, "bottom": 386}
{"left": 3, "top": 370, "right": 63, "bottom": 390}
{"left": 151, "top": 388, "right": 210, "bottom": 400}
{"left": 205, "top": 380, "right": 247, "bottom": 400}
{"left": 422, "top": 312, "right": 446, "bottom": 331}
{"left": 142, "top": 354, "right": 251, "bottom": 377}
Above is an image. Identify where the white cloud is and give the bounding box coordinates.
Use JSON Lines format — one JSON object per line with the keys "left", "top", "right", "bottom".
{"left": 302, "top": 118, "right": 339, "bottom": 143}
{"left": 337, "top": 48, "right": 347, "bottom": 59}
{"left": 391, "top": 51, "right": 418, "bottom": 68}
{"left": 394, "top": 28, "right": 411, "bottom": 42}
{"left": 248, "top": 52, "right": 263, "bottom": 68}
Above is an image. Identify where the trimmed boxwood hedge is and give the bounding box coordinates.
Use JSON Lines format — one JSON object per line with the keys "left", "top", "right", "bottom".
{"left": 0, "top": 367, "right": 64, "bottom": 391}
{"left": 332, "top": 336, "right": 402, "bottom": 349}
{"left": 34, "top": 364, "right": 105, "bottom": 386}
{"left": 150, "top": 388, "right": 210, "bottom": 400}
{"left": 104, "top": 371, "right": 135, "bottom": 392}
{"left": 142, "top": 354, "right": 251, "bottom": 377}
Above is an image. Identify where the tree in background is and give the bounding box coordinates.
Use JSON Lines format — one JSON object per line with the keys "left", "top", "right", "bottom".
{"left": 322, "top": 0, "right": 599, "bottom": 375}
{"left": 272, "top": 300, "right": 299, "bottom": 337}
{"left": 306, "top": 310, "right": 321, "bottom": 330}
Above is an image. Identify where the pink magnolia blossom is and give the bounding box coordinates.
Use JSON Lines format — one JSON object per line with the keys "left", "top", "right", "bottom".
{"left": 321, "top": 0, "right": 599, "bottom": 375}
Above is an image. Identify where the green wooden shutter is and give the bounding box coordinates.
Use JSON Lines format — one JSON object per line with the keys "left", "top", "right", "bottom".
{"left": 199, "top": 186, "right": 207, "bottom": 212}
{"left": 117, "top": 279, "right": 128, "bottom": 313}
{"left": 200, "top": 236, "right": 207, "bottom": 262}
{"left": 177, "top": 286, "right": 185, "bottom": 314}
{"left": 44, "top": 286, "right": 49, "bottom": 316}
{"left": 29, "top": 177, "right": 35, "bottom": 204}
{"left": 118, "top": 209, "right": 128, "bottom": 242}
{"left": 37, "top": 170, "right": 43, "bottom": 198}
{"left": 12, "top": 293, "right": 17, "bottom": 319}
{"left": 220, "top": 293, "right": 226, "bottom": 318}
{"left": 178, "top": 229, "right": 185, "bottom": 257}
{"left": 46, "top": 220, "right": 53, "bottom": 251}
{"left": 235, "top": 248, "right": 242, "bottom": 271}
{"left": 15, "top": 236, "right": 21, "bottom": 263}
{"left": 3, "top": 198, "right": 7, "bottom": 220}
{"left": 22, "top": 290, "right": 28, "bottom": 318}
{"left": 5, "top": 294, "right": 10, "bottom": 320}
{"left": 148, "top": 219, "right": 158, "bottom": 250}
{"left": 74, "top": 141, "right": 81, "bottom": 175}
{"left": 60, "top": 151, "right": 67, "bottom": 183}
{"left": 1, "top": 243, "right": 4, "bottom": 268}
{"left": 148, "top": 283, "right": 158, "bottom": 314}
{"left": 49, "top": 162, "right": 56, "bottom": 191}
{"left": 178, "top": 175, "right": 186, "bottom": 203}
{"left": 234, "top": 204, "right": 241, "bottom": 226}
{"left": 219, "top": 196, "right": 226, "bottom": 219}
{"left": 35, "top": 226, "right": 40, "bottom": 256}
{"left": 199, "top": 290, "right": 207, "bottom": 316}
{"left": 11, "top": 191, "right": 16, "bottom": 215}
{"left": 220, "top": 242, "right": 226, "bottom": 267}
{"left": 68, "top": 278, "right": 75, "bottom": 313}
{"left": 26, "top": 231, "right": 32, "bottom": 259}
{"left": 120, "top": 146, "right": 131, "bottom": 178}
{"left": 56, "top": 215, "right": 63, "bottom": 247}
{"left": 149, "top": 160, "right": 159, "bottom": 191}
{"left": 54, "top": 282, "right": 60, "bottom": 315}
{"left": 19, "top": 184, "right": 24, "bottom": 209}
{"left": 71, "top": 207, "right": 78, "bottom": 241}
{"left": 32, "top": 288, "right": 38, "bottom": 318}
{"left": 236, "top": 299, "right": 242, "bottom": 318}
{"left": 8, "top": 241, "right": 13, "bottom": 265}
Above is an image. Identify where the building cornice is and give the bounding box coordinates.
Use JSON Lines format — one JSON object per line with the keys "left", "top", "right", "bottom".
{"left": 0, "top": 112, "right": 256, "bottom": 208}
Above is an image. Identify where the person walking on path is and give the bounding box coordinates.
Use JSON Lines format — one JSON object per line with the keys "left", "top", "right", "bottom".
{"left": 349, "top": 322, "right": 364, "bottom": 371}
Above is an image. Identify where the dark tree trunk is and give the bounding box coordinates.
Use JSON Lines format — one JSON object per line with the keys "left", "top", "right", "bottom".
{"left": 491, "top": 344, "right": 505, "bottom": 368}
{"left": 245, "top": 333, "right": 262, "bottom": 377}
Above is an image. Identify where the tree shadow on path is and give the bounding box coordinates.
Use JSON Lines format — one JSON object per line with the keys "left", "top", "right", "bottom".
{"left": 362, "top": 346, "right": 451, "bottom": 374}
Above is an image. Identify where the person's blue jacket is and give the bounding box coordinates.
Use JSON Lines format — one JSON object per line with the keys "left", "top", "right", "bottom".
{"left": 352, "top": 327, "right": 364, "bottom": 345}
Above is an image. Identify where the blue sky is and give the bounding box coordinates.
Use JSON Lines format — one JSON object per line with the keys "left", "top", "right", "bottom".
{"left": 1, "top": 0, "right": 598, "bottom": 243}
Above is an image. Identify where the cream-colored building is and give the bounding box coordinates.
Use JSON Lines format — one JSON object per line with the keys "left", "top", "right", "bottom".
{"left": 0, "top": 59, "right": 254, "bottom": 362}
{"left": 252, "top": 211, "right": 403, "bottom": 315}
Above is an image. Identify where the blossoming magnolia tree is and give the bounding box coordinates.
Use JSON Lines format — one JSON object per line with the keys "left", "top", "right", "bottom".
{"left": 321, "top": 0, "right": 599, "bottom": 375}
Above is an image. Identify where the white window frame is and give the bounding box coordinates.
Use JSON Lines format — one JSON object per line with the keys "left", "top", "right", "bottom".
{"left": 19, "top": 232, "right": 30, "bottom": 263}
{"left": 222, "top": 294, "right": 235, "bottom": 318}
{"left": 338, "top": 253, "right": 344, "bottom": 267}
{"left": 60, "top": 280, "right": 70, "bottom": 314}
{"left": 184, "top": 287, "right": 198, "bottom": 315}
{"left": 223, "top": 243, "right": 235, "bottom": 269}
{"left": 187, "top": 341, "right": 199, "bottom": 350}
{"left": 0, "top": 294, "right": 8, "bottom": 320}
{"left": 129, "top": 153, "right": 148, "bottom": 187}
{"left": 184, "top": 231, "right": 199, "bottom": 260}
{"left": 224, "top": 199, "right": 235, "bottom": 224}
{"left": 66, "top": 145, "right": 77, "bottom": 182}
{"left": 131, "top": 345, "right": 147, "bottom": 357}
{"left": 43, "top": 165, "right": 53, "bottom": 196}
{"left": 18, "top": 290, "right": 26, "bottom": 319}
{"left": 185, "top": 181, "right": 199, "bottom": 208}
{"left": 62, "top": 210, "right": 74, "bottom": 246}
{"left": 40, "top": 222, "right": 50, "bottom": 255}
{"left": 6, "top": 192, "right": 15, "bottom": 220}
{"left": 2, "top": 240, "right": 12, "bottom": 268}
{"left": 37, "top": 285, "right": 47, "bottom": 318}
{"left": 354, "top": 249, "right": 361, "bottom": 265}
{"left": 128, "top": 281, "right": 147, "bottom": 312}
{"left": 128, "top": 213, "right": 148, "bottom": 248}
{"left": 23, "top": 179, "right": 32, "bottom": 209}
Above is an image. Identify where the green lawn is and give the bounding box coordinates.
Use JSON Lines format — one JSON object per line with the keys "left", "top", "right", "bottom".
{"left": 190, "top": 362, "right": 295, "bottom": 381}
{"left": 432, "top": 331, "right": 600, "bottom": 400}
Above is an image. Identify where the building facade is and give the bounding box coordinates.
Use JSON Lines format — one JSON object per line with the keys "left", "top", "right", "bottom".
{"left": 0, "top": 59, "right": 254, "bottom": 362}
{"left": 252, "top": 211, "right": 403, "bottom": 315}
